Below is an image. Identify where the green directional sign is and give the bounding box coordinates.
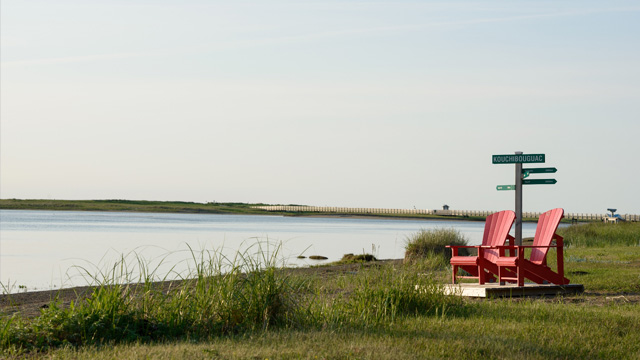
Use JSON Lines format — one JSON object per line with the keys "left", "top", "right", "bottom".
{"left": 492, "top": 151, "right": 557, "bottom": 246}
{"left": 523, "top": 179, "right": 557, "bottom": 185}
{"left": 492, "top": 153, "right": 545, "bottom": 164}
{"left": 522, "top": 167, "right": 557, "bottom": 174}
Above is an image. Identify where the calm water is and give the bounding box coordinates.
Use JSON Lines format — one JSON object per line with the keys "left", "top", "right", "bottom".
{"left": 0, "top": 210, "right": 540, "bottom": 291}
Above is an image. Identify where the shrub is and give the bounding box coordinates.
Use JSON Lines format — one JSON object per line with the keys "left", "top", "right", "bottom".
{"left": 404, "top": 228, "right": 469, "bottom": 263}
{"left": 339, "top": 253, "right": 377, "bottom": 263}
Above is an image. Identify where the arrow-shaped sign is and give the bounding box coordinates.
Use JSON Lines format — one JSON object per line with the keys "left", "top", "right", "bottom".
{"left": 523, "top": 179, "right": 557, "bottom": 185}
{"left": 522, "top": 167, "right": 557, "bottom": 174}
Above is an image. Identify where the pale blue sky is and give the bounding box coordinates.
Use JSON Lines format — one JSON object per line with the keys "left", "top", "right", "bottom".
{"left": 2, "top": 1, "right": 639, "bottom": 214}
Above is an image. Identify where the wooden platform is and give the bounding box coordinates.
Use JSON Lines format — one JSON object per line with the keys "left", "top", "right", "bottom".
{"left": 442, "top": 283, "right": 584, "bottom": 298}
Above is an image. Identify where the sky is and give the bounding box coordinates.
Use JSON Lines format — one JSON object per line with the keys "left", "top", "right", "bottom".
{"left": 1, "top": 1, "right": 639, "bottom": 215}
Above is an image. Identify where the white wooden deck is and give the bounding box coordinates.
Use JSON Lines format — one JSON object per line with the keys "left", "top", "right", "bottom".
{"left": 441, "top": 283, "right": 584, "bottom": 298}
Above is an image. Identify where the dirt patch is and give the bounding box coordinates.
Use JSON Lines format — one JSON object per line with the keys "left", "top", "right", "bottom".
{"left": 1, "top": 285, "right": 96, "bottom": 319}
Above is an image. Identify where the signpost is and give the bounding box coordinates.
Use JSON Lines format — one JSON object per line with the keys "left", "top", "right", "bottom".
{"left": 492, "top": 152, "right": 558, "bottom": 245}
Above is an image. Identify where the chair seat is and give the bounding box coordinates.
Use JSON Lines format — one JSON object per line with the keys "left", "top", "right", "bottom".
{"left": 450, "top": 256, "right": 478, "bottom": 266}
{"left": 495, "top": 257, "right": 517, "bottom": 267}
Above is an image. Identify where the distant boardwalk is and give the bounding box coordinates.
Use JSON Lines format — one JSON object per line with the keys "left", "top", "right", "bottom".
{"left": 253, "top": 206, "right": 640, "bottom": 222}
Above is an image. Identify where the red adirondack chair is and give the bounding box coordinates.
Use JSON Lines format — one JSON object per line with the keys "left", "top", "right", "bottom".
{"left": 494, "top": 208, "right": 569, "bottom": 287}
{"left": 447, "top": 210, "right": 515, "bottom": 284}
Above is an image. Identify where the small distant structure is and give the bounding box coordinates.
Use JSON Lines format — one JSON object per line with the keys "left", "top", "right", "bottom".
{"left": 433, "top": 204, "right": 452, "bottom": 216}
{"left": 605, "top": 208, "right": 625, "bottom": 223}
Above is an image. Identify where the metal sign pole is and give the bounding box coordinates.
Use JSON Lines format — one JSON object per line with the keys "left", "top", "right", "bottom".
{"left": 514, "top": 151, "right": 523, "bottom": 246}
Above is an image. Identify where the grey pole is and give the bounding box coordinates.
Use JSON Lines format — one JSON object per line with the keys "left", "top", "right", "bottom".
{"left": 514, "top": 151, "right": 523, "bottom": 246}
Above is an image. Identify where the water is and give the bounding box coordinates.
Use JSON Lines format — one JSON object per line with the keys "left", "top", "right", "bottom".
{"left": 0, "top": 210, "right": 540, "bottom": 292}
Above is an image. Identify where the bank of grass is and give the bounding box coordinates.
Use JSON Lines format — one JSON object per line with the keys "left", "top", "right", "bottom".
{"left": 0, "top": 243, "right": 462, "bottom": 356}
{"left": 0, "top": 243, "right": 314, "bottom": 351}
{"left": 0, "top": 199, "right": 489, "bottom": 221}
{"left": 0, "top": 199, "right": 269, "bottom": 215}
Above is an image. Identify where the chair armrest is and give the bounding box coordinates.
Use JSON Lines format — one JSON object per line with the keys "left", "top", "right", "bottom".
{"left": 518, "top": 245, "right": 560, "bottom": 249}
{"left": 446, "top": 245, "right": 483, "bottom": 257}
{"left": 493, "top": 245, "right": 560, "bottom": 249}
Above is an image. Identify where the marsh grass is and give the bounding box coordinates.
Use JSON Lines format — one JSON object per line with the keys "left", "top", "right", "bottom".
{"left": 335, "top": 253, "right": 377, "bottom": 264}
{"left": 0, "top": 241, "right": 458, "bottom": 355}
{"left": 404, "top": 228, "right": 469, "bottom": 263}
{"left": 0, "top": 242, "right": 316, "bottom": 352}
{"left": 344, "top": 265, "right": 463, "bottom": 327}
{"left": 0, "top": 199, "right": 267, "bottom": 215}
{"left": 559, "top": 221, "right": 640, "bottom": 247}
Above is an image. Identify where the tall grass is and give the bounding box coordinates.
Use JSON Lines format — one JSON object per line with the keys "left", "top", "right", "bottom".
{"left": 0, "top": 241, "right": 457, "bottom": 355}
{"left": 404, "top": 228, "right": 469, "bottom": 263}
{"left": 0, "top": 242, "right": 309, "bottom": 352}
{"left": 559, "top": 221, "right": 640, "bottom": 247}
{"left": 344, "top": 265, "right": 463, "bottom": 327}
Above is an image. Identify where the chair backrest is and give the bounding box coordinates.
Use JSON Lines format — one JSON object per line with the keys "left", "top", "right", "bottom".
{"left": 481, "top": 210, "right": 516, "bottom": 262}
{"left": 530, "top": 208, "right": 564, "bottom": 264}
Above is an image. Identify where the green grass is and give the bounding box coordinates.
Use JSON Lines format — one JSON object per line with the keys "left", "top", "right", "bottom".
{"left": 559, "top": 221, "right": 640, "bottom": 247}
{"left": 0, "top": 199, "right": 270, "bottom": 215}
{"left": 2, "top": 223, "right": 640, "bottom": 358}
{"left": 564, "top": 246, "right": 640, "bottom": 293}
{"left": 0, "top": 242, "right": 314, "bottom": 353}
{"left": 404, "top": 228, "right": 469, "bottom": 263}
{"left": 0, "top": 199, "right": 504, "bottom": 221}
{"left": 332, "top": 253, "right": 377, "bottom": 264}
{"left": 16, "top": 299, "right": 640, "bottom": 359}
{"left": 0, "top": 242, "right": 461, "bottom": 356}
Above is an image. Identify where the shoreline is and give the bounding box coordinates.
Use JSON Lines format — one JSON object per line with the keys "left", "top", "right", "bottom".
{"left": 0, "top": 206, "right": 539, "bottom": 223}
{"left": 0, "top": 199, "right": 487, "bottom": 221}
{"left": 0, "top": 200, "right": 493, "bottom": 222}
{"left": 0, "top": 199, "right": 617, "bottom": 223}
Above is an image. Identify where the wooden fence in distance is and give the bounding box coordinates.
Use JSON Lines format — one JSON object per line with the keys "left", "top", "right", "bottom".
{"left": 252, "top": 206, "right": 640, "bottom": 222}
